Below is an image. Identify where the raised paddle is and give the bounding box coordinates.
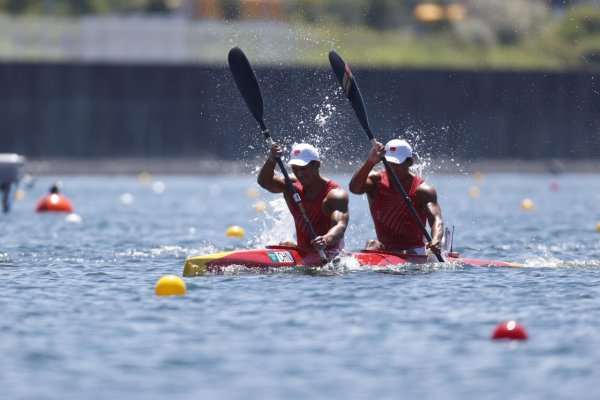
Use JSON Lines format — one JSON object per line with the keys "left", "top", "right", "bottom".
{"left": 228, "top": 47, "right": 328, "bottom": 263}
{"left": 328, "top": 50, "right": 444, "bottom": 262}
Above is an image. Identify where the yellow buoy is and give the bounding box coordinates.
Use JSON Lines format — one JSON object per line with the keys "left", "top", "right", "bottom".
{"left": 138, "top": 172, "right": 152, "bottom": 185}
{"left": 473, "top": 171, "right": 484, "bottom": 183}
{"left": 596, "top": 222, "right": 600, "bottom": 233}
{"left": 226, "top": 225, "right": 245, "bottom": 238}
{"left": 246, "top": 187, "right": 260, "bottom": 199}
{"left": 253, "top": 201, "right": 267, "bottom": 213}
{"left": 14, "top": 189, "right": 25, "bottom": 201}
{"left": 155, "top": 275, "right": 186, "bottom": 296}
{"left": 468, "top": 186, "right": 480, "bottom": 199}
{"left": 521, "top": 198, "right": 535, "bottom": 211}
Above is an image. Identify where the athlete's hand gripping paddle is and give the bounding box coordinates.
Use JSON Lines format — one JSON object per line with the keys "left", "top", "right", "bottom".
{"left": 328, "top": 50, "right": 444, "bottom": 262}
{"left": 228, "top": 47, "right": 328, "bottom": 263}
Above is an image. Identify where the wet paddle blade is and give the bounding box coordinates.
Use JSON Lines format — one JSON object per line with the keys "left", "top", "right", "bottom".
{"left": 328, "top": 50, "right": 373, "bottom": 139}
{"left": 228, "top": 47, "right": 265, "bottom": 129}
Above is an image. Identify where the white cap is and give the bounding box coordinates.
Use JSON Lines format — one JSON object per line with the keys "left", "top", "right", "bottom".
{"left": 384, "top": 139, "right": 413, "bottom": 164}
{"left": 287, "top": 143, "right": 320, "bottom": 167}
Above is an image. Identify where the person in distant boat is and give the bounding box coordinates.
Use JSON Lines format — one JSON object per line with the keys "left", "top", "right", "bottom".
{"left": 257, "top": 142, "right": 349, "bottom": 255}
{"left": 349, "top": 138, "right": 443, "bottom": 256}
{"left": 48, "top": 183, "right": 60, "bottom": 195}
{"left": 0, "top": 153, "right": 25, "bottom": 214}
{"left": 1, "top": 182, "right": 12, "bottom": 213}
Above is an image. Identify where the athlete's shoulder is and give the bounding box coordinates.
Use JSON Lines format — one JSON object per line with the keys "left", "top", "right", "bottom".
{"left": 416, "top": 180, "right": 438, "bottom": 202}
{"left": 327, "top": 186, "right": 348, "bottom": 200}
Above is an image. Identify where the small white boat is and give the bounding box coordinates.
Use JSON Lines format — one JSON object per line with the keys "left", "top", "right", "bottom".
{"left": 0, "top": 153, "right": 25, "bottom": 183}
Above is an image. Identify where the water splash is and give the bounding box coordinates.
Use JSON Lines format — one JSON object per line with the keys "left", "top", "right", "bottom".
{"left": 116, "top": 245, "right": 218, "bottom": 259}
{"left": 0, "top": 252, "right": 10, "bottom": 264}
{"left": 249, "top": 198, "right": 295, "bottom": 247}
{"left": 521, "top": 257, "right": 600, "bottom": 269}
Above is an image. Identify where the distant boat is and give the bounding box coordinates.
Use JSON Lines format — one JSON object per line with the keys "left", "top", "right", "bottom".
{"left": 0, "top": 153, "right": 25, "bottom": 184}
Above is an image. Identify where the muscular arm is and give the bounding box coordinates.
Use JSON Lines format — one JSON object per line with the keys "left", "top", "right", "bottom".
{"left": 311, "top": 188, "right": 349, "bottom": 248}
{"left": 349, "top": 140, "right": 385, "bottom": 194}
{"left": 349, "top": 161, "right": 377, "bottom": 194}
{"left": 257, "top": 145, "right": 287, "bottom": 193}
{"left": 416, "top": 183, "right": 444, "bottom": 253}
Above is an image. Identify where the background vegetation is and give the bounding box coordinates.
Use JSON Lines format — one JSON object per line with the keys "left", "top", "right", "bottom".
{"left": 0, "top": 0, "right": 599, "bottom": 70}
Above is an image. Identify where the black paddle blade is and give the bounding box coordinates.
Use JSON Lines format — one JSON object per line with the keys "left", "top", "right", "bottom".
{"left": 228, "top": 47, "right": 266, "bottom": 130}
{"left": 328, "top": 50, "right": 373, "bottom": 140}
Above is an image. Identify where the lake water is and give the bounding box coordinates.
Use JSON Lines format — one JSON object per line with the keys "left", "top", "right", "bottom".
{"left": 1, "top": 173, "right": 600, "bottom": 400}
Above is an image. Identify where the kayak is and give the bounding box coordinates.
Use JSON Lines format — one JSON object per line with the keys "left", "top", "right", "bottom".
{"left": 182, "top": 245, "right": 520, "bottom": 277}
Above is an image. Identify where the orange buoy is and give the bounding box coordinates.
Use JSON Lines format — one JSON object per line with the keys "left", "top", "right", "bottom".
{"left": 491, "top": 320, "right": 528, "bottom": 341}
{"left": 36, "top": 193, "right": 74, "bottom": 213}
{"left": 36, "top": 183, "right": 74, "bottom": 213}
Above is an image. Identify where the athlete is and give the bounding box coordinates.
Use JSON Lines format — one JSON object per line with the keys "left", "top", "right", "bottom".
{"left": 257, "top": 142, "right": 349, "bottom": 256}
{"left": 1, "top": 182, "right": 12, "bottom": 213}
{"left": 349, "top": 138, "right": 443, "bottom": 256}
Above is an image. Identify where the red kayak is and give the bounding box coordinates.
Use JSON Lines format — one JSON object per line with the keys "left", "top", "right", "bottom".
{"left": 182, "top": 245, "right": 520, "bottom": 276}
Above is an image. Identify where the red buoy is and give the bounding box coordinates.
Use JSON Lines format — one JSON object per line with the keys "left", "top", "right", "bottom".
{"left": 36, "top": 193, "right": 74, "bottom": 213}
{"left": 492, "top": 320, "right": 528, "bottom": 341}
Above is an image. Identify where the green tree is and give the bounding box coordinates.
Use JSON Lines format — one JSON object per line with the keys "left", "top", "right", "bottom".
{"left": 558, "top": 5, "right": 600, "bottom": 43}
{"left": 364, "top": 0, "right": 406, "bottom": 30}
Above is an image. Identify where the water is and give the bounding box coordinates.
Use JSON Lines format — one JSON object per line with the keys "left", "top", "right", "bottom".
{"left": 1, "top": 173, "right": 600, "bottom": 400}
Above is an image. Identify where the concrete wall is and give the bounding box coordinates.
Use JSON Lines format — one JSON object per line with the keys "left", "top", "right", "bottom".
{"left": 0, "top": 62, "right": 599, "bottom": 161}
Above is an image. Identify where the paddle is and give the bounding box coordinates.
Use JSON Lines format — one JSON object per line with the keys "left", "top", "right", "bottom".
{"left": 328, "top": 50, "right": 444, "bottom": 262}
{"left": 227, "top": 47, "right": 328, "bottom": 263}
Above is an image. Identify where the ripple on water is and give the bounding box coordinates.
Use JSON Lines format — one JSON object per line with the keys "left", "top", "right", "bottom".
{"left": 2, "top": 175, "right": 600, "bottom": 400}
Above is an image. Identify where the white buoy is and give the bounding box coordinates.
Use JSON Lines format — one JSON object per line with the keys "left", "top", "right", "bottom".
{"left": 65, "top": 213, "right": 82, "bottom": 223}
{"left": 120, "top": 193, "right": 134, "bottom": 205}
{"left": 152, "top": 181, "right": 165, "bottom": 194}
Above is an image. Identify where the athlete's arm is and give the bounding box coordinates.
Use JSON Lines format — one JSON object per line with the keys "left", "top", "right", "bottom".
{"left": 349, "top": 140, "right": 385, "bottom": 194}
{"left": 257, "top": 143, "right": 288, "bottom": 193}
{"left": 311, "top": 188, "right": 349, "bottom": 249}
{"left": 417, "top": 184, "right": 444, "bottom": 254}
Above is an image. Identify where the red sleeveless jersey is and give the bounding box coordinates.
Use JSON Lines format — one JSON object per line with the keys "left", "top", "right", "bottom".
{"left": 369, "top": 171, "right": 427, "bottom": 250}
{"left": 286, "top": 179, "right": 340, "bottom": 250}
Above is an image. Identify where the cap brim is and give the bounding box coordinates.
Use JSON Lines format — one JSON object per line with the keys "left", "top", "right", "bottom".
{"left": 384, "top": 155, "right": 408, "bottom": 164}
{"left": 288, "top": 158, "right": 310, "bottom": 167}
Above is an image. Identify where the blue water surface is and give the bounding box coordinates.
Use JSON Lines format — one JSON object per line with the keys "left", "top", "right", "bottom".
{"left": 1, "top": 173, "right": 600, "bottom": 400}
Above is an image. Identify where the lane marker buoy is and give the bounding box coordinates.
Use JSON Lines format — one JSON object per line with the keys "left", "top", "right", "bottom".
{"left": 492, "top": 320, "right": 528, "bottom": 341}
{"left": 226, "top": 225, "right": 245, "bottom": 238}
{"left": 253, "top": 201, "right": 267, "bottom": 213}
{"left": 120, "top": 193, "right": 134, "bottom": 205}
{"left": 155, "top": 275, "right": 186, "bottom": 296}
{"left": 468, "top": 186, "right": 480, "bottom": 199}
{"left": 36, "top": 193, "right": 74, "bottom": 213}
{"left": 246, "top": 187, "right": 260, "bottom": 199}
{"left": 152, "top": 181, "right": 165, "bottom": 194}
{"left": 521, "top": 198, "right": 535, "bottom": 211}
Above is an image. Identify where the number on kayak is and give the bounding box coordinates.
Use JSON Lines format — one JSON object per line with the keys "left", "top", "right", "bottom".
{"left": 268, "top": 251, "right": 294, "bottom": 263}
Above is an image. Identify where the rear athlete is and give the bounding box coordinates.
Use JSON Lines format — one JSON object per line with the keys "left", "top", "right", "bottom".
{"left": 349, "top": 138, "right": 443, "bottom": 256}
{"left": 258, "top": 142, "right": 349, "bottom": 255}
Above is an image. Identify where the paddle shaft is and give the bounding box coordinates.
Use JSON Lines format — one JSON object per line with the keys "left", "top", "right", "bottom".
{"left": 227, "top": 47, "right": 327, "bottom": 262}
{"left": 329, "top": 50, "right": 443, "bottom": 262}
